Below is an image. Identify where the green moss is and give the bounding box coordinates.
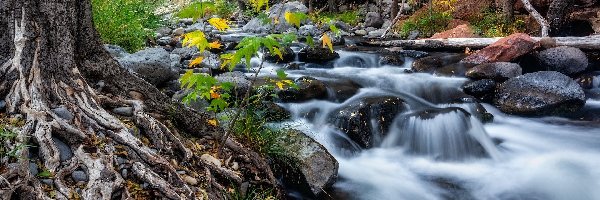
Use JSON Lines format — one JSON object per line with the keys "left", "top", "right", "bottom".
{"left": 92, "top": 0, "right": 163, "bottom": 52}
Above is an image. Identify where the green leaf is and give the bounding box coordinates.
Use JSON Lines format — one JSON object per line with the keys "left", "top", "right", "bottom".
{"left": 276, "top": 69, "right": 287, "bottom": 79}
{"left": 37, "top": 169, "right": 52, "bottom": 178}
{"left": 305, "top": 35, "right": 314, "bottom": 48}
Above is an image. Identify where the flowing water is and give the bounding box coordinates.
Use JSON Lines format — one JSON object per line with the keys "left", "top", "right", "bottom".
{"left": 253, "top": 49, "right": 600, "bottom": 200}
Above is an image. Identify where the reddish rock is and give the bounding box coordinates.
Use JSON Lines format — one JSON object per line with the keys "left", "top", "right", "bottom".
{"left": 461, "top": 33, "right": 536, "bottom": 64}
{"left": 431, "top": 25, "right": 478, "bottom": 39}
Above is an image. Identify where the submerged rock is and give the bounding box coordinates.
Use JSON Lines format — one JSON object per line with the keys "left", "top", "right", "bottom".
{"left": 273, "top": 129, "right": 338, "bottom": 197}
{"left": 537, "top": 46, "right": 589, "bottom": 75}
{"left": 412, "top": 53, "right": 466, "bottom": 73}
{"left": 495, "top": 71, "right": 586, "bottom": 115}
{"left": 462, "top": 79, "right": 497, "bottom": 102}
{"left": 328, "top": 96, "right": 408, "bottom": 148}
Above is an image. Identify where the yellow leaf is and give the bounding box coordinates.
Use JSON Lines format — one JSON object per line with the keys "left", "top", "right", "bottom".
{"left": 189, "top": 56, "right": 204, "bottom": 67}
{"left": 208, "top": 18, "right": 230, "bottom": 32}
{"left": 321, "top": 34, "right": 334, "bottom": 53}
{"left": 210, "top": 86, "right": 221, "bottom": 99}
{"left": 207, "top": 119, "right": 218, "bottom": 126}
{"left": 271, "top": 47, "right": 283, "bottom": 60}
{"left": 275, "top": 81, "right": 284, "bottom": 89}
{"left": 284, "top": 12, "right": 301, "bottom": 28}
{"left": 209, "top": 41, "right": 222, "bottom": 49}
{"left": 183, "top": 31, "right": 208, "bottom": 51}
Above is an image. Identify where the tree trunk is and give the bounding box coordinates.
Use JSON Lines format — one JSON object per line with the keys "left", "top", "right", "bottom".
{"left": 0, "top": 0, "right": 277, "bottom": 199}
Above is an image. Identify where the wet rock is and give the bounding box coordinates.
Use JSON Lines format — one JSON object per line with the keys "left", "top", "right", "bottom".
{"left": 575, "top": 72, "right": 599, "bottom": 89}
{"left": 52, "top": 137, "right": 73, "bottom": 161}
{"left": 537, "top": 46, "right": 588, "bottom": 75}
{"left": 277, "top": 76, "right": 328, "bottom": 102}
{"left": 298, "top": 47, "right": 339, "bottom": 63}
{"left": 364, "top": 12, "right": 384, "bottom": 28}
{"left": 399, "top": 50, "right": 429, "bottom": 58}
{"left": 366, "top": 29, "right": 385, "bottom": 38}
{"left": 412, "top": 53, "right": 466, "bottom": 73}
{"left": 264, "top": 46, "right": 295, "bottom": 63}
{"left": 113, "top": 107, "right": 134, "bottom": 117}
{"left": 121, "top": 169, "right": 128, "bottom": 179}
{"left": 462, "top": 79, "right": 497, "bottom": 102}
{"left": 379, "top": 55, "right": 405, "bottom": 66}
{"left": 157, "top": 36, "right": 173, "bottom": 46}
{"left": 52, "top": 106, "right": 73, "bottom": 121}
{"left": 104, "top": 44, "right": 128, "bottom": 58}
{"left": 273, "top": 129, "right": 338, "bottom": 197}
{"left": 72, "top": 170, "right": 88, "bottom": 182}
{"left": 257, "top": 101, "right": 291, "bottom": 122}
{"left": 495, "top": 71, "right": 586, "bottom": 115}
{"left": 118, "top": 48, "right": 179, "bottom": 86}
{"left": 462, "top": 33, "right": 535, "bottom": 64}
{"left": 328, "top": 96, "right": 408, "bottom": 148}
{"left": 196, "top": 51, "right": 222, "bottom": 71}
{"left": 324, "top": 80, "right": 361, "bottom": 102}
{"left": 466, "top": 62, "right": 522, "bottom": 81}
{"left": 284, "top": 63, "right": 302, "bottom": 70}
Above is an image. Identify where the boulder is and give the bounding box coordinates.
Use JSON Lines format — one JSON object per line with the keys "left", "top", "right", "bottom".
{"left": 298, "top": 47, "right": 339, "bottom": 63}
{"left": 495, "top": 71, "right": 586, "bottom": 115}
{"left": 364, "top": 12, "right": 384, "bottom": 28}
{"left": 537, "top": 46, "right": 588, "bottom": 75}
{"left": 328, "top": 96, "right": 408, "bottom": 148}
{"left": 466, "top": 62, "right": 522, "bottom": 81}
{"left": 118, "top": 48, "right": 179, "bottom": 86}
{"left": 462, "top": 79, "right": 497, "bottom": 102}
{"left": 323, "top": 80, "right": 361, "bottom": 102}
{"left": 430, "top": 24, "right": 477, "bottom": 39}
{"left": 264, "top": 46, "right": 295, "bottom": 63}
{"left": 104, "top": 44, "right": 128, "bottom": 58}
{"left": 412, "top": 53, "right": 466, "bottom": 73}
{"left": 277, "top": 76, "right": 328, "bottom": 102}
{"left": 462, "top": 33, "right": 535, "bottom": 65}
{"left": 215, "top": 72, "right": 251, "bottom": 99}
{"left": 273, "top": 129, "right": 338, "bottom": 197}
{"left": 379, "top": 54, "right": 405, "bottom": 66}
{"left": 298, "top": 25, "right": 323, "bottom": 37}
{"left": 172, "top": 47, "right": 199, "bottom": 60}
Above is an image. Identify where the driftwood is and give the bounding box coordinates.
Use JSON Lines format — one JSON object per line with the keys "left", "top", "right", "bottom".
{"left": 364, "top": 36, "right": 600, "bottom": 50}
{"left": 521, "top": 0, "right": 551, "bottom": 37}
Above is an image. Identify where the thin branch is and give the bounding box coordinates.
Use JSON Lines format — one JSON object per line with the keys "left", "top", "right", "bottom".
{"left": 520, "top": 0, "right": 550, "bottom": 37}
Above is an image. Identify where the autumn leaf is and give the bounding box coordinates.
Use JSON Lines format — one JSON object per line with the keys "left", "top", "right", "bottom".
{"left": 207, "top": 119, "right": 218, "bottom": 126}
{"left": 209, "top": 41, "right": 222, "bottom": 49}
{"left": 284, "top": 12, "right": 307, "bottom": 28}
{"left": 182, "top": 31, "right": 209, "bottom": 52}
{"left": 209, "top": 86, "right": 221, "bottom": 99}
{"left": 321, "top": 34, "right": 334, "bottom": 53}
{"left": 189, "top": 56, "right": 204, "bottom": 68}
{"left": 271, "top": 47, "right": 283, "bottom": 60}
{"left": 208, "top": 18, "right": 230, "bottom": 32}
{"left": 275, "top": 81, "right": 284, "bottom": 89}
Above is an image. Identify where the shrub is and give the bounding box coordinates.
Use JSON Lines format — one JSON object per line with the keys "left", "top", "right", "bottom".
{"left": 399, "top": 12, "right": 453, "bottom": 38}
{"left": 470, "top": 9, "right": 526, "bottom": 37}
{"left": 176, "top": 1, "right": 216, "bottom": 20}
{"left": 92, "top": 0, "right": 162, "bottom": 52}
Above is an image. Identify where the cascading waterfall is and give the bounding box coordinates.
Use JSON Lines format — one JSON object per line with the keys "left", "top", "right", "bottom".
{"left": 262, "top": 51, "right": 600, "bottom": 200}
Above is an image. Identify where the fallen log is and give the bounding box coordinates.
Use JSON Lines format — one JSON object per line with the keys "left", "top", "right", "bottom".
{"left": 363, "top": 36, "right": 600, "bottom": 50}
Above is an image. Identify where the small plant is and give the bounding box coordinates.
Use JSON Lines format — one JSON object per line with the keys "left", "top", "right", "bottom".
{"left": 471, "top": 9, "right": 526, "bottom": 37}
{"left": 0, "top": 125, "right": 28, "bottom": 159}
{"left": 214, "top": 0, "right": 236, "bottom": 18}
{"left": 399, "top": 11, "right": 452, "bottom": 38}
{"left": 176, "top": 1, "right": 216, "bottom": 20}
{"left": 91, "top": 0, "right": 162, "bottom": 52}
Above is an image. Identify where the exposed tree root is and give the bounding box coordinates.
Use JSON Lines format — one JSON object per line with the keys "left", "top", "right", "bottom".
{"left": 0, "top": 0, "right": 279, "bottom": 199}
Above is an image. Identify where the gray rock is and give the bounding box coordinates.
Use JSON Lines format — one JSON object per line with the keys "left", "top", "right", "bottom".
{"left": 538, "top": 46, "right": 588, "bottom": 75}
{"left": 121, "top": 169, "right": 128, "bottom": 179}
{"left": 52, "top": 137, "right": 73, "bottom": 161}
{"left": 412, "top": 53, "right": 466, "bottom": 73}
{"left": 113, "top": 107, "right": 134, "bottom": 116}
{"left": 172, "top": 27, "right": 185, "bottom": 36}
{"left": 29, "top": 162, "right": 38, "bottom": 175}
{"left": 274, "top": 129, "right": 338, "bottom": 196}
{"left": 495, "top": 71, "right": 586, "bottom": 115}
{"left": 364, "top": 12, "right": 384, "bottom": 28}
{"left": 243, "top": 1, "right": 309, "bottom": 33}
{"left": 41, "top": 179, "right": 54, "bottom": 186}
{"left": 179, "top": 18, "right": 194, "bottom": 25}
{"left": 182, "top": 175, "right": 198, "bottom": 185}
{"left": 355, "top": 29, "right": 368, "bottom": 36}
{"left": 328, "top": 96, "right": 408, "bottom": 148}
{"left": 185, "top": 22, "right": 212, "bottom": 33}
{"left": 172, "top": 47, "right": 199, "bottom": 60}
{"left": 155, "top": 27, "right": 172, "bottom": 36}
{"left": 118, "top": 48, "right": 179, "bottom": 86}
{"left": 367, "top": 29, "right": 385, "bottom": 38}
{"left": 0, "top": 100, "right": 6, "bottom": 111}
{"left": 379, "top": 55, "right": 405, "bottom": 66}
{"left": 242, "top": 18, "right": 272, "bottom": 34}
{"left": 319, "top": 32, "right": 345, "bottom": 46}
{"left": 298, "top": 47, "right": 339, "bottom": 63}
{"left": 71, "top": 170, "right": 88, "bottom": 182}
{"left": 466, "top": 62, "right": 522, "bottom": 81}
{"left": 298, "top": 25, "right": 323, "bottom": 36}
{"left": 407, "top": 30, "right": 420, "bottom": 40}
{"left": 104, "top": 44, "right": 128, "bottom": 58}
{"left": 277, "top": 76, "right": 328, "bottom": 102}
{"left": 52, "top": 106, "right": 73, "bottom": 121}
{"left": 157, "top": 36, "right": 173, "bottom": 46}
{"left": 170, "top": 54, "right": 182, "bottom": 69}
{"left": 198, "top": 51, "right": 222, "bottom": 70}
{"left": 215, "top": 72, "right": 251, "bottom": 98}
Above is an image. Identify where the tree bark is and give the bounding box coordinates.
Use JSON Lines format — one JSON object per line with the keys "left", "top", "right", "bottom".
{"left": 364, "top": 36, "right": 600, "bottom": 50}
{"left": 0, "top": 0, "right": 277, "bottom": 199}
